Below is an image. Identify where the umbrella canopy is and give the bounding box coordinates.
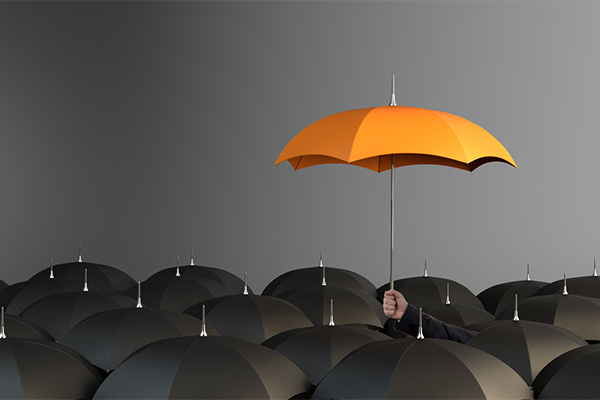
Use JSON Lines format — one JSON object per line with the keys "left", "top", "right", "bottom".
{"left": 532, "top": 343, "right": 600, "bottom": 399}
{"left": 184, "top": 294, "right": 313, "bottom": 344}
{"left": 0, "top": 282, "right": 28, "bottom": 309}
{"left": 0, "top": 279, "right": 6, "bottom": 290}
{"left": 263, "top": 254, "right": 377, "bottom": 298}
{"left": 262, "top": 324, "right": 391, "bottom": 386}
{"left": 279, "top": 285, "right": 387, "bottom": 329}
{"left": 275, "top": 76, "right": 516, "bottom": 289}
{"left": 127, "top": 276, "right": 234, "bottom": 312}
{"left": 466, "top": 319, "right": 588, "bottom": 385}
{"left": 0, "top": 337, "right": 104, "bottom": 399}
{"left": 311, "top": 337, "right": 533, "bottom": 399}
{"left": 496, "top": 293, "right": 600, "bottom": 342}
{"left": 92, "top": 335, "right": 312, "bottom": 399}
{"left": 378, "top": 275, "right": 485, "bottom": 310}
{"left": 20, "top": 290, "right": 136, "bottom": 340}
{"left": 60, "top": 307, "right": 218, "bottom": 372}
{"left": 29, "top": 259, "right": 136, "bottom": 295}
{"left": 5, "top": 278, "right": 88, "bottom": 315}
{"left": 146, "top": 254, "right": 251, "bottom": 294}
{"left": 533, "top": 275, "right": 600, "bottom": 299}
{"left": 3, "top": 314, "right": 54, "bottom": 340}
{"left": 478, "top": 279, "right": 548, "bottom": 316}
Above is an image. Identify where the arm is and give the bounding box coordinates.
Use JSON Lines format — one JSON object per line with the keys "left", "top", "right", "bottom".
{"left": 383, "top": 290, "right": 476, "bottom": 344}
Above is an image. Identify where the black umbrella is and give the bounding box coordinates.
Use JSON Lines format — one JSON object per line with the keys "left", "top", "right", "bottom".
{"left": 496, "top": 282, "right": 600, "bottom": 342}
{"left": 5, "top": 278, "right": 87, "bottom": 315}
{"left": 92, "top": 335, "right": 312, "bottom": 399}
{"left": 312, "top": 335, "right": 533, "bottom": 399}
{"left": 477, "top": 264, "right": 547, "bottom": 315}
{"left": 146, "top": 253, "right": 251, "bottom": 294}
{"left": 279, "top": 284, "right": 387, "bottom": 329}
{"left": 532, "top": 343, "right": 600, "bottom": 399}
{"left": 60, "top": 303, "right": 218, "bottom": 371}
{"left": 0, "top": 307, "right": 103, "bottom": 400}
{"left": 28, "top": 251, "right": 136, "bottom": 294}
{"left": 377, "top": 262, "right": 485, "bottom": 309}
{"left": 20, "top": 287, "right": 136, "bottom": 340}
{"left": 466, "top": 298, "right": 588, "bottom": 385}
{"left": 262, "top": 301, "right": 391, "bottom": 385}
{"left": 0, "top": 281, "right": 28, "bottom": 309}
{"left": 184, "top": 293, "right": 313, "bottom": 344}
{"left": 127, "top": 276, "right": 234, "bottom": 312}
{"left": 533, "top": 264, "right": 600, "bottom": 299}
{"left": 262, "top": 252, "right": 377, "bottom": 297}
{"left": 421, "top": 283, "right": 495, "bottom": 327}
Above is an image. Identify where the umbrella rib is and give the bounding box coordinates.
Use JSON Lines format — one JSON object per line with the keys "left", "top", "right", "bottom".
{"left": 426, "top": 109, "right": 470, "bottom": 166}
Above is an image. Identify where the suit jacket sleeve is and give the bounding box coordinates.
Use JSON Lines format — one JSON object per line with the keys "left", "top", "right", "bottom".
{"left": 393, "top": 304, "right": 477, "bottom": 344}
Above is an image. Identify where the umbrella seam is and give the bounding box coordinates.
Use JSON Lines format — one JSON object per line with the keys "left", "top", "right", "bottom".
{"left": 426, "top": 109, "right": 471, "bottom": 168}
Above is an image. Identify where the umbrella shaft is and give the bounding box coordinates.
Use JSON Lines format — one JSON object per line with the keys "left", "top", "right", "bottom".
{"left": 390, "top": 154, "right": 394, "bottom": 291}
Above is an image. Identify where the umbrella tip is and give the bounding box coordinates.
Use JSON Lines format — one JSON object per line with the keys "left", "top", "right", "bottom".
{"left": 78, "top": 245, "right": 82, "bottom": 263}
{"left": 200, "top": 305, "right": 208, "bottom": 337}
{"left": 321, "top": 263, "right": 327, "bottom": 286}
{"left": 319, "top": 250, "right": 323, "bottom": 267}
{"left": 176, "top": 256, "right": 181, "bottom": 277}
{"left": 49, "top": 258, "right": 54, "bottom": 279}
{"left": 136, "top": 281, "right": 142, "bottom": 308}
{"left": 417, "top": 307, "right": 425, "bottom": 340}
{"left": 243, "top": 272, "right": 249, "bottom": 295}
{"left": 513, "top": 294, "right": 520, "bottom": 321}
{"left": 526, "top": 263, "right": 530, "bottom": 281}
{"left": 423, "top": 259, "right": 428, "bottom": 278}
{"left": 594, "top": 257, "right": 598, "bottom": 277}
{"left": 329, "top": 299, "right": 335, "bottom": 327}
{"left": 190, "top": 248, "right": 194, "bottom": 266}
{"left": 0, "top": 307, "right": 6, "bottom": 339}
{"left": 389, "top": 73, "right": 397, "bottom": 106}
{"left": 445, "top": 283, "right": 450, "bottom": 305}
{"left": 83, "top": 268, "right": 89, "bottom": 292}
{"left": 563, "top": 272, "right": 568, "bottom": 296}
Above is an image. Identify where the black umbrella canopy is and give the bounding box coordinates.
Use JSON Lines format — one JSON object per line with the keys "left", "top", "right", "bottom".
{"left": 466, "top": 319, "right": 588, "bottom": 385}
{"left": 533, "top": 275, "right": 600, "bottom": 299}
{"left": 29, "top": 259, "right": 136, "bottom": 295}
{"left": 92, "top": 335, "right": 312, "bottom": 400}
{"left": 60, "top": 306, "right": 219, "bottom": 372}
{"left": 5, "top": 278, "right": 87, "bottom": 315}
{"left": 262, "top": 324, "right": 391, "bottom": 386}
{"left": 263, "top": 253, "right": 378, "bottom": 297}
{"left": 184, "top": 294, "right": 313, "bottom": 344}
{"left": 126, "top": 276, "right": 234, "bottom": 312}
{"left": 496, "top": 294, "right": 600, "bottom": 342}
{"left": 377, "top": 273, "right": 485, "bottom": 310}
{"left": 312, "top": 337, "right": 533, "bottom": 399}
{"left": 0, "top": 337, "right": 104, "bottom": 399}
{"left": 280, "top": 285, "right": 387, "bottom": 329}
{"left": 20, "top": 290, "right": 136, "bottom": 340}
{"left": 146, "top": 256, "right": 251, "bottom": 294}
{"left": 0, "top": 279, "right": 6, "bottom": 290}
{"left": 0, "top": 282, "right": 28, "bottom": 309}
{"left": 532, "top": 343, "right": 600, "bottom": 399}
{"left": 478, "top": 279, "right": 547, "bottom": 316}
{"left": 4, "top": 314, "right": 54, "bottom": 340}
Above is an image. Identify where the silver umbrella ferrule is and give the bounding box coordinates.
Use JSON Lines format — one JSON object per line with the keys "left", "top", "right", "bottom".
{"left": 322, "top": 264, "right": 327, "bottom": 287}
{"left": 445, "top": 283, "right": 450, "bottom": 305}
{"left": 83, "top": 268, "right": 89, "bottom": 292}
{"left": 513, "top": 294, "right": 520, "bottom": 321}
{"left": 200, "top": 305, "right": 208, "bottom": 337}
{"left": 329, "top": 299, "right": 335, "bottom": 327}
{"left": 78, "top": 245, "right": 82, "bottom": 263}
{"left": 526, "top": 263, "right": 530, "bottom": 282}
{"left": 389, "top": 73, "right": 397, "bottom": 106}
{"left": 243, "top": 272, "right": 249, "bottom": 295}
{"left": 136, "top": 282, "right": 142, "bottom": 308}
{"left": 190, "top": 248, "right": 194, "bottom": 266}
{"left": 49, "top": 258, "right": 54, "bottom": 279}
{"left": 423, "top": 259, "right": 428, "bottom": 278}
{"left": 562, "top": 272, "right": 568, "bottom": 296}
{"left": 0, "top": 307, "right": 6, "bottom": 339}
{"left": 416, "top": 307, "right": 425, "bottom": 340}
{"left": 176, "top": 256, "right": 181, "bottom": 277}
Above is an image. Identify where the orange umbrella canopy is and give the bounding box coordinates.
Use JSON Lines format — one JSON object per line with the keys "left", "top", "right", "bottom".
{"left": 275, "top": 105, "right": 517, "bottom": 172}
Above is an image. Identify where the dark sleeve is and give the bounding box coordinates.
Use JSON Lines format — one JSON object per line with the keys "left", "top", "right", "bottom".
{"left": 393, "top": 304, "right": 477, "bottom": 344}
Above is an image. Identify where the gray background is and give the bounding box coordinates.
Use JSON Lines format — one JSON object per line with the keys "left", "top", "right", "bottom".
{"left": 0, "top": 0, "right": 598, "bottom": 295}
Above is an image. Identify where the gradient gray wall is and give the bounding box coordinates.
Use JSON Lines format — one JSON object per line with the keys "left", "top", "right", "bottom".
{"left": 0, "top": 1, "right": 598, "bottom": 295}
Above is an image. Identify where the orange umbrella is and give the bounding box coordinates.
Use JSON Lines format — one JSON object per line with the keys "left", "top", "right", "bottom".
{"left": 275, "top": 75, "right": 517, "bottom": 289}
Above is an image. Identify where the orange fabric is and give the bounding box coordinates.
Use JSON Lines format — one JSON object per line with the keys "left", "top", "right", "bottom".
{"left": 275, "top": 105, "right": 517, "bottom": 172}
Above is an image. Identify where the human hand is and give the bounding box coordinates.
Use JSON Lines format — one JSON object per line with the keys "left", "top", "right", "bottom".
{"left": 383, "top": 289, "right": 408, "bottom": 320}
